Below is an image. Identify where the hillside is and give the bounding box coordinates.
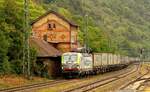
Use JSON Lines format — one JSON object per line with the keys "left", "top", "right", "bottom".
{"left": 0, "top": 0, "right": 150, "bottom": 75}
{"left": 0, "top": 0, "right": 149, "bottom": 56}
{"left": 45, "top": 0, "right": 150, "bottom": 56}
{"left": 3, "top": 0, "right": 150, "bottom": 56}
{"left": 23, "top": 0, "right": 150, "bottom": 56}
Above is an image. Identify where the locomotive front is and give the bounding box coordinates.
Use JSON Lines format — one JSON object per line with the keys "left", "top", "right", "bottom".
{"left": 61, "top": 52, "right": 81, "bottom": 75}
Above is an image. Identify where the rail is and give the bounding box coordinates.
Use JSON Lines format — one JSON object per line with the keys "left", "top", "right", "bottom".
{"left": 62, "top": 64, "right": 138, "bottom": 92}
{"left": 0, "top": 79, "right": 71, "bottom": 92}
{"left": 119, "top": 67, "right": 150, "bottom": 90}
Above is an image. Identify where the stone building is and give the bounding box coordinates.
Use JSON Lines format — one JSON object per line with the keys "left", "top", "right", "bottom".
{"left": 30, "top": 10, "right": 79, "bottom": 77}
{"left": 31, "top": 10, "right": 79, "bottom": 52}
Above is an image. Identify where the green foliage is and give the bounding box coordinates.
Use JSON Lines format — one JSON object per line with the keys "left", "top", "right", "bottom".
{"left": 52, "top": 0, "right": 150, "bottom": 56}
{"left": 11, "top": 59, "right": 23, "bottom": 74}
{"left": 3, "top": 0, "right": 17, "bottom": 24}
{"left": 30, "top": 47, "right": 37, "bottom": 62}
{"left": 0, "top": 0, "right": 150, "bottom": 74}
{"left": 0, "top": 31, "right": 11, "bottom": 74}
{"left": 0, "top": 0, "right": 38, "bottom": 75}
{"left": 87, "top": 26, "right": 109, "bottom": 52}
{"left": 58, "top": 8, "right": 72, "bottom": 19}
{"left": 2, "top": 57, "right": 12, "bottom": 74}
{"left": 29, "top": 47, "right": 37, "bottom": 76}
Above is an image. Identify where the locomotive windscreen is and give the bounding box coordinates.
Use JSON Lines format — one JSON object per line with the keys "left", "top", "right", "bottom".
{"left": 63, "top": 54, "right": 77, "bottom": 64}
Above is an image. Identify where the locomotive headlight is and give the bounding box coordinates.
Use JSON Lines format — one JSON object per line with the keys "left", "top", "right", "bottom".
{"left": 61, "top": 64, "right": 66, "bottom": 69}
{"left": 61, "top": 65, "right": 64, "bottom": 69}
{"left": 77, "top": 65, "right": 80, "bottom": 69}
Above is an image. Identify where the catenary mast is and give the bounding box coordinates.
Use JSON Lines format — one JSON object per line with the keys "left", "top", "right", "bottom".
{"left": 23, "top": 0, "right": 30, "bottom": 79}
{"left": 82, "top": 0, "right": 89, "bottom": 53}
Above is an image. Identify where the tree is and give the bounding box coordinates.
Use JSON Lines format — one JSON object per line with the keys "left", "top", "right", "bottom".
{"left": 0, "top": 30, "right": 11, "bottom": 74}
{"left": 0, "top": 0, "right": 24, "bottom": 74}
{"left": 29, "top": 47, "right": 37, "bottom": 76}
{"left": 3, "top": 0, "right": 18, "bottom": 25}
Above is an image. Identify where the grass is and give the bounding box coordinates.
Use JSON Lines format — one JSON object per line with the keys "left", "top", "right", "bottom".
{"left": 0, "top": 74, "right": 50, "bottom": 89}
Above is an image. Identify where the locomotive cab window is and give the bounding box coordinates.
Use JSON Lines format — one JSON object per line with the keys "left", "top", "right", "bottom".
{"left": 63, "top": 54, "right": 77, "bottom": 63}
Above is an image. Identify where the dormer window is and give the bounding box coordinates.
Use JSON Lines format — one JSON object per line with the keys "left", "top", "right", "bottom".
{"left": 48, "top": 23, "right": 56, "bottom": 30}
{"left": 48, "top": 23, "right": 52, "bottom": 30}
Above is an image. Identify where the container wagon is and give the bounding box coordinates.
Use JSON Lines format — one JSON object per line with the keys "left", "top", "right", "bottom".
{"left": 61, "top": 52, "right": 137, "bottom": 78}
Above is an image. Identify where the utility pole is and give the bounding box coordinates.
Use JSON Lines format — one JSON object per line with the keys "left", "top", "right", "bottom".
{"left": 138, "top": 48, "right": 144, "bottom": 73}
{"left": 84, "top": 14, "right": 88, "bottom": 53}
{"left": 108, "top": 34, "right": 111, "bottom": 51}
{"left": 82, "top": 0, "right": 89, "bottom": 53}
{"left": 23, "top": 0, "right": 30, "bottom": 79}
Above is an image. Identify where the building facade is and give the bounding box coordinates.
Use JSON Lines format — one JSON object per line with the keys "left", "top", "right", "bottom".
{"left": 31, "top": 10, "right": 79, "bottom": 52}
{"left": 30, "top": 11, "right": 79, "bottom": 77}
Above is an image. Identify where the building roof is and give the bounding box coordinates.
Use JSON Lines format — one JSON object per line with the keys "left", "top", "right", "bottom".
{"left": 31, "top": 10, "right": 79, "bottom": 27}
{"left": 30, "top": 37, "right": 62, "bottom": 57}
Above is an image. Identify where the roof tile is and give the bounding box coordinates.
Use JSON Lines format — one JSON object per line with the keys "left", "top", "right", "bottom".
{"left": 30, "top": 37, "right": 62, "bottom": 57}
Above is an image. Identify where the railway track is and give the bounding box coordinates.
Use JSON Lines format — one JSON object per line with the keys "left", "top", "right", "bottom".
{"left": 119, "top": 67, "right": 150, "bottom": 91}
{"left": 136, "top": 78, "right": 150, "bottom": 90}
{"left": 62, "top": 64, "right": 138, "bottom": 92}
{"left": 0, "top": 79, "right": 76, "bottom": 92}
{"left": 0, "top": 65, "right": 138, "bottom": 92}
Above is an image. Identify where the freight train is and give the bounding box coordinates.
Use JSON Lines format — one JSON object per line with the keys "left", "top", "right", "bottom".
{"left": 61, "top": 52, "right": 140, "bottom": 77}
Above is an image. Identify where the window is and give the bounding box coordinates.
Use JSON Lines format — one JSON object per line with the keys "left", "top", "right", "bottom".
{"left": 48, "top": 23, "right": 52, "bottom": 30}
{"left": 71, "top": 35, "right": 76, "bottom": 43}
{"left": 48, "top": 23, "right": 56, "bottom": 30}
{"left": 53, "top": 24, "right": 56, "bottom": 29}
{"left": 63, "top": 54, "right": 77, "bottom": 64}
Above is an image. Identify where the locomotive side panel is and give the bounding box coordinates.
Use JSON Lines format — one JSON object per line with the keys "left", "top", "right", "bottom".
{"left": 80, "top": 54, "right": 93, "bottom": 71}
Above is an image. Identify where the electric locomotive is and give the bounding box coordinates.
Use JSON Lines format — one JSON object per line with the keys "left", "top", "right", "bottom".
{"left": 61, "top": 52, "right": 93, "bottom": 77}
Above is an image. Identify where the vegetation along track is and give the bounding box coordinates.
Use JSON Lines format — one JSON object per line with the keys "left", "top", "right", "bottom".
{"left": 0, "top": 79, "right": 77, "bottom": 92}
{"left": 62, "top": 64, "right": 138, "bottom": 92}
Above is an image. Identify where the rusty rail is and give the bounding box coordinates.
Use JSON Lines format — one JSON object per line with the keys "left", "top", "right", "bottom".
{"left": 62, "top": 65, "right": 138, "bottom": 92}
{"left": 119, "top": 67, "right": 150, "bottom": 90}
{"left": 0, "top": 79, "right": 70, "bottom": 92}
